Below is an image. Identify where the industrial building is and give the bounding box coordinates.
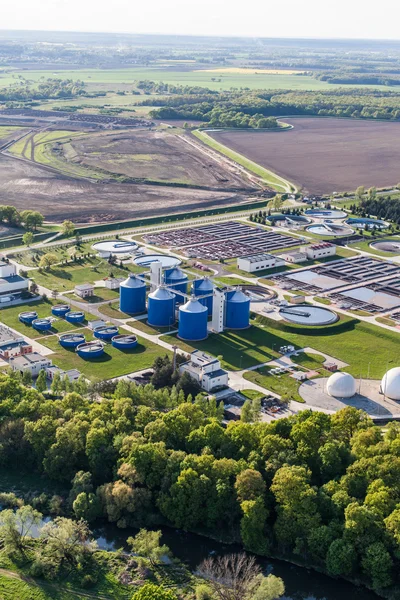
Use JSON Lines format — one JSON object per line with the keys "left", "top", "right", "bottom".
{"left": 0, "top": 261, "right": 29, "bottom": 302}
{"left": 237, "top": 253, "right": 285, "bottom": 273}
{"left": 74, "top": 283, "right": 94, "bottom": 299}
{"left": 305, "top": 243, "right": 336, "bottom": 260}
{"left": 46, "top": 366, "right": 81, "bottom": 382}
{"left": 279, "top": 250, "right": 308, "bottom": 264}
{"left": 0, "top": 325, "right": 33, "bottom": 359}
{"left": 10, "top": 352, "right": 52, "bottom": 377}
{"left": 104, "top": 277, "right": 125, "bottom": 290}
{"left": 179, "top": 350, "right": 229, "bottom": 392}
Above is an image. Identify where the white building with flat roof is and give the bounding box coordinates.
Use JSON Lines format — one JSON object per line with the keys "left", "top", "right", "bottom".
{"left": 74, "top": 283, "right": 94, "bottom": 298}
{"left": 279, "top": 250, "right": 308, "bottom": 264}
{"left": 104, "top": 277, "right": 125, "bottom": 290}
{"left": 179, "top": 350, "right": 229, "bottom": 392}
{"left": 10, "top": 352, "right": 52, "bottom": 377}
{"left": 237, "top": 253, "right": 285, "bottom": 273}
{"left": 0, "top": 261, "right": 29, "bottom": 300}
{"left": 305, "top": 243, "right": 336, "bottom": 260}
{"left": 46, "top": 366, "right": 81, "bottom": 382}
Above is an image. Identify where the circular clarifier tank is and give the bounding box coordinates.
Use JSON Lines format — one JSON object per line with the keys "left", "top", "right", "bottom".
{"left": 76, "top": 341, "right": 105, "bottom": 359}
{"left": 279, "top": 304, "right": 338, "bottom": 326}
{"left": 94, "top": 325, "right": 119, "bottom": 341}
{"left": 370, "top": 240, "right": 400, "bottom": 254}
{"left": 65, "top": 311, "right": 85, "bottom": 324}
{"left": 111, "top": 334, "right": 138, "bottom": 350}
{"left": 19, "top": 311, "right": 38, "bottom": 325}
{"left": 51, "top": 304, "right": 71, "bottom": 317}
{"left": 133, "top": 254, "right": 181, "bottom": 269}
{"left": 59, "top": 332, "right": 86, "bottom": 348}
{"left": 306, "top": 223, "right": 354, "bottom": 236}
{"left": 305, "top": 209, "right": 347, "bottom": 219}
{"left": 32, "top": 318, "right": 52, "bottom": 331}
{"left": 346, "top": 217, "right": 388, "bottom": 230}
{"left": 92, "top": 240, "right": 138, "bottom": 257}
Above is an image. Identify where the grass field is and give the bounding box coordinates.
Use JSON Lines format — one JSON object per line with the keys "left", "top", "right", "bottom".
{"left": 244, "top": 367, "right": 305, "bottom": 402}
{"left": 41, "top": 329, "right": 169, "bottom": 380}
{"left": 192, "top": 129, "right": 296, "bottom": 192}
{"left": 3, "top": 67, "right": 400, "bottom": 92}
{"left": 31, "top": 259, "right": 128, "bottom": 292}
{"left": 161, "top": 315, "right": 400, "bottom": 378}
{"left": 0, "top": 299, "right": 89, "bottom": 338}
{"left": 12, "top": 242, "right": 95, "bottom": 267}
{"left": 8, "top": 130, "right": 105, "bottom": 180}
{"left": 351, "top": 237, "right": 400, "bottom": 257}
{"left": 64, "top": 288, "right": 120, "bottom": 303}
{"left": 0, "top": 126, "right": 26, "bottom": 141}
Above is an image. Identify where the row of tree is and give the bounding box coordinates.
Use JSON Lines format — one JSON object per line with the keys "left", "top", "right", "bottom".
{"left": 0, "top": 78, "right": 85, "bottom": 102}
{"left": 0, "top": 206, "right": 44, "bottom": 230}
{"left": 0, "top": 370, "right": 399, "bottom": 595}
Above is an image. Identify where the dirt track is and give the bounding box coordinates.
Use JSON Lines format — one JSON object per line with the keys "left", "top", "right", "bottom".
{"left": 210, "top": 118, "right": 400, "bottom": 194}
{"left": 0, "top": 154, "right": 247, "bottom": 223}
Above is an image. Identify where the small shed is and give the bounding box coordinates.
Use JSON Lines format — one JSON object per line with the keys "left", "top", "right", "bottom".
{"left": 74, "top": 283, "right": 94, "bottom": 298}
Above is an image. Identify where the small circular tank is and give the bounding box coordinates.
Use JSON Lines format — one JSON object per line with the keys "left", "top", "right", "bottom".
{"left": 120, "top": 274, "right": 146, "bottom": 314}
{"left": 32, "top": 318, "right": 52, "bottom": 332}
{"left": 191, "top": 277, "right": 214, "bottom": 316}
{"left": 147, "top": 286, "right": 176, "bottom": 328}
{"left": 178, "top": 297, "right": 208, "bottom": 341}
{"left": 94, "top": 325, "right": 119, "bottom": 341}
{"left": 19, "top": 311, "right": 38, "bottom": 325}
{"left": 59, "top": 332, "right": 86, "bottom": 348}
{"left": 65, "top": 311, "right": 85, "bottom": 324}
{"left": 225, "top": 288, "right": 250, "bottom": 330}
{"left": 52, "top": 304, "right": 71, "bottom": 318}
{"left": 164, "top": 268, "right": 188, "bottom": 303}
{"left": 76, "top": 341, "right": 105, "bottom": 359}
{"left": 111, "top": 334, "right": 138, "bottom": 350}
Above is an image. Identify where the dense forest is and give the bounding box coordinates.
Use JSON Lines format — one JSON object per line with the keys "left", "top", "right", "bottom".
{"left": 145, "top": 86, "right": 400, "bottom": 124}
{"left": 0, "top": 369, "right": 399, "bottom": 598}
{"left": 352, "top": 196, "right": 400, "bottom": 223}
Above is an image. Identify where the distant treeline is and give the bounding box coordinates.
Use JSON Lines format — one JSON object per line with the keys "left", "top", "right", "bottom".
{"left": 315, "top": 72, "right": 400, "bottom": 86}
{"left": 0, "top": 78, "right": 85, "bottom": 102}
{"left": 142, "top": 84, "right": 400, "bottom": 123}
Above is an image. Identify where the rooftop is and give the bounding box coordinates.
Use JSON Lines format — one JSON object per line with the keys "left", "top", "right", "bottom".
{"left": 203, "top": 369, "right": 228, "bottom": 379}
{"left": 191, "top": 350, "right": 219, "bottom": 365}
{"left": 10, "top": 352, "right": 51, "bottom": 367}
{"left": 239, "top": 253, "right": 278, "bottom": 263}
{"left": 75, "top": 283, "right": 94, "bottom": 291}
{"left": 0, "top": 274, "right": 27, "bottom": 285}
{"left": 0, "top": 326, "right": 23, "bottom": 346}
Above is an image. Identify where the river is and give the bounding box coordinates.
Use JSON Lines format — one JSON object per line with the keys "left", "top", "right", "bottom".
{"left": 90, "top": 522, "right": 380, "bottom": 600}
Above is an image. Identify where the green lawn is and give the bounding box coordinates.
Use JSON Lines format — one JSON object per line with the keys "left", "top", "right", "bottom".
{"left": 64, "top": 288, "right": 120, "bottom": 303}
{"left": 161, "top": 315, "right": 400, "bottom": 378}
{"left": 11, "top": 242, "right": 95, "bottom": 267}
{"left": 126, "top": 319, "right": 176, "bottom": 335}
{"left": 0, "top": 126, "right": 26, "bottom": 140}
{"left": 30, "top": 259, "right": 128, "bottom": 292}
{"left": 314, "top": 296, "right": 332, "bottom": 305}
{"left": 0, "top": 299, "right": 88, "bottom": 339}
{"left": 193, "top": 129, "right": 296, "bottom": 192}
{"left": 244, "top": 367, "right": 305, "bottom": 402}
{"left": 240, "top": 389, "right": 266, "bottom": 401}
{"left": 40, "top": 330, "right": 169, "bottom": 380}
{"left": 351, "top": 237, "right": 400, "bottom": 257}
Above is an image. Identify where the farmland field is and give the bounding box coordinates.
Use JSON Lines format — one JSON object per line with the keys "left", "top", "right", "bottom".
{"left": 209, "top": 117, "right": 400, "bottom": 194}
{"left": 62, "top": 129, "right": 253, "bottom": 188}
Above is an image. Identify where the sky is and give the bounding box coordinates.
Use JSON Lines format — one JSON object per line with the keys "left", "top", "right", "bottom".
{"left": 2, "top": 0, "right": 400, "bottom": 40}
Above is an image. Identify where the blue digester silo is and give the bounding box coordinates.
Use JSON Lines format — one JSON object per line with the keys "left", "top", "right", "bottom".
{"left": 164, "top": 268, "right": 188, "bottom": 303}
{"left": 225, "top": 289, "right": 250, "bottom": 330}
{"left": 178, "top": 298, "right": 208, "bottom": 341}
{"left": 191, "top": 277, "right": 214, "bottom": 316}
{"left": 120, "top": 274, "right": 146, "bottom": 314}
{"left": 147, "top": 286, "right": 176, "bottom": 327}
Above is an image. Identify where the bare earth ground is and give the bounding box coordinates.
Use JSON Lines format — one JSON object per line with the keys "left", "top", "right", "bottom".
{"left": 66, "top": 129, "right": 253, "bottom": 190}
{"left": 0, "top": 154, "right": 245, "bottom": 223}
{"left": 210, "top": 117, "right": 400, "bottom": 194}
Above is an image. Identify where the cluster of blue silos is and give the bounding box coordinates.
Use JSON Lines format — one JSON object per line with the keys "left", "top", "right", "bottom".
{"left": 32, "top": 318, "right": 52, "bottom": 332}
{"left": 19, "top": 311, "right": 38, "bottom": 325}
{"left": 147, "top": 286, "right": 176, "bottom": 327}
{"left": 112, "top": 334, "right": 138, "bottom": 350}
{"left": 66, "top": 311, "right": 85, "bottom": 324}
{"left": 164, "top": 268, "right": 188, "bottom": 303}
{"left": 191, "top": 277, "right": 214, "bottom": 316}
{"left": 52, "top": 304, "right": 70, "bottom": 318}
{"left": 178, "top": 297, "right": 208, "bottom": 341}
{"left": 94, "top": 325, "right": 119, "bottom": 341}
{"left": 59, "top": 333, "right": 86, "bottom": 348}
{"left": 120, "top": 274, "right": 146, "bottom": 314}
{"left": 225, "top": 289, "right": 250, "bottom": 329}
